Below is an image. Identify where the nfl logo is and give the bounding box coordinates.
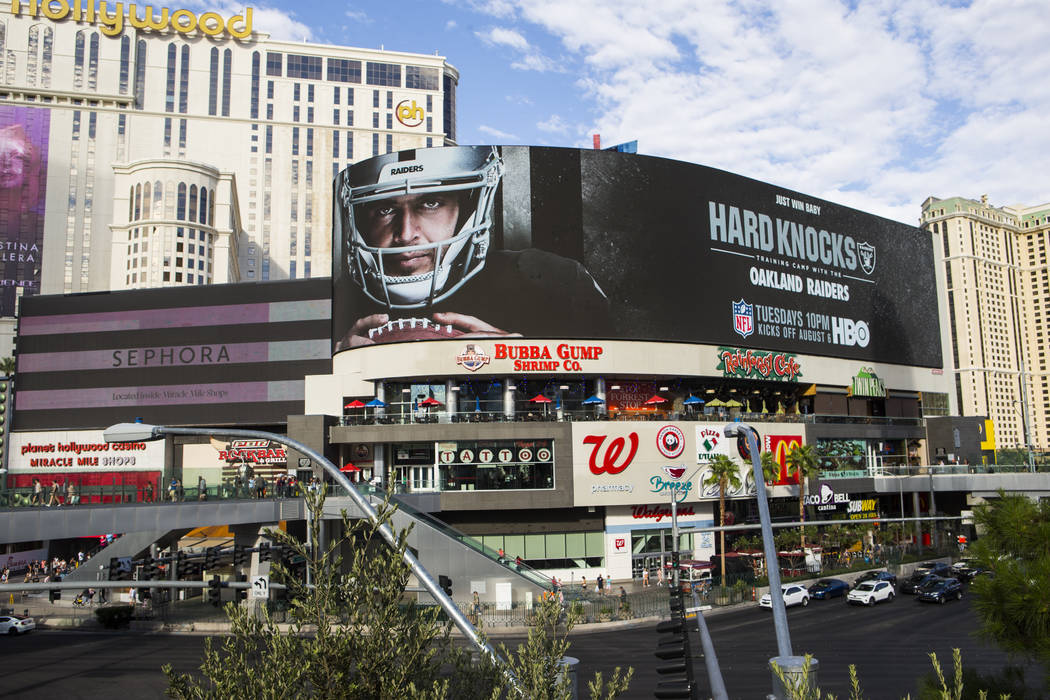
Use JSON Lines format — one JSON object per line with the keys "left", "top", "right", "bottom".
{"left": 732, "top": 299, "right": 754, "bottom": 338}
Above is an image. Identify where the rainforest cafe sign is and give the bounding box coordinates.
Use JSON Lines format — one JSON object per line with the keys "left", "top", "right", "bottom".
{"left": 11, "top": 1, "right": 254, "bottom": 39}
{"left": 717, "top": 346, "right": 802, "bottom": 382}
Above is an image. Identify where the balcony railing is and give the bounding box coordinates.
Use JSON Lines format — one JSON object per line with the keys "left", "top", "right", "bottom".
{"left": 339, "top": 411, "right": 924, "bottom": 427}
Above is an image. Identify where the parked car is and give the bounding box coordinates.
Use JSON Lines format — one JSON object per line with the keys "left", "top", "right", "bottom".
{"left": 759, "top": 584, "right": 809, "bottom": 609}
{"left": 852, "top": 570, "right": 898, "bottom": 589}
{"left": 847, "top": 580, "right": 895, "bottom": 606}
{"left": 0, "top": 615, "right": 36, "bottom": 635}
{"left": 808, "top": 578, "right": 849, "bottom": 599}
{"left": 916, "top": 576, "right": 963, "bottom": 604}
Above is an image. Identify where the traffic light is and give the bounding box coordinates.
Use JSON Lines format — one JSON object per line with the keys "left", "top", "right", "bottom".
{"left": 237, "top": 573, "right": 248, "bottom": 600}
{"left": 176, "top": 552, "right": 194, "bottom": 579}
{"left": 233, "top": 544, "right": 247, "bottom": 567}
{"left": 654, "top": 583, "right": 695, "bottom": 699}
{"left": 141, "top": 558, "right": 156, "bottom": 581}
{"left": 204, "top": 545, "right": 218, "bottom": 570}
{"left": 438, "top": 575, "right": 453, "bottom": 598}
{"left": 258, "top": 542, "right": 272, "bottom": 563}
{"left": 107, "top": 557, "right": 121, "bottom": 581}
{"left": 207, "top": 575, "right": 221, "bottom": 606}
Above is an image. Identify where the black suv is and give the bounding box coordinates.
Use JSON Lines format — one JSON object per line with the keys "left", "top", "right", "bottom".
{"left": 916, "top": 576, "right": 963, "bottom": 604}
{"left": 900, "top": 562, "right": 953, "bottom": 594}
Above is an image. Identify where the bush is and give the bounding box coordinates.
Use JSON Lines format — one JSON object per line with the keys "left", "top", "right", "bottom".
{"left": 95, "top": 604, "right": 134, "bottom": 629}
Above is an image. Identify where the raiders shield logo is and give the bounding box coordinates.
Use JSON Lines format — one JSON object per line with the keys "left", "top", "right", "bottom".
{"left": 858, "top": 242, "right": 876, "bottom": 274}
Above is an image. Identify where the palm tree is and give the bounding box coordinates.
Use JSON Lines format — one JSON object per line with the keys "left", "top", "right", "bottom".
{"left": 760, "top": 450, "right": 780, "bottom": 485}
{"left": 0, "top": 356, "right": 14, "bottom": 377}
{"left": 703, "top": 454, "right": 742, "bottom": 587}
{"left": 786, "top": 444, "right": 819, "bottom": 549}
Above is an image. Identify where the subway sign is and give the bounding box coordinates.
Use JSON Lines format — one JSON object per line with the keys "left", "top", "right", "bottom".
{"left": 11, "top": 1, "right": 254, "bottom": 38}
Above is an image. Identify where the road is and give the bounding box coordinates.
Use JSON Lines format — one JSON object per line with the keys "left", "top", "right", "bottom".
{"left": 0, "top": 595, "right": 1041, "bottom": 699}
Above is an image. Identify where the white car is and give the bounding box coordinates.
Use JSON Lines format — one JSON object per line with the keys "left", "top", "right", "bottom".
{"left": 847, "top": 580, "right": 895, "bottom": 606}
{"left": 0, "top": 615, "right": 36, "bottom": 635}
{"left": 759, "top": 584, "right": 810, "bottom": 609}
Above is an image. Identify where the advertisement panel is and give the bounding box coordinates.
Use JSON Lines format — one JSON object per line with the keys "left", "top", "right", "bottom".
{"left": 14, "top": 279, "right": 332, "bottom": 430}
{"left": 9, "top": 429, "right": 165, "bottom": 473}
{"left": 0, "top": 105, "right": 49, "bottom": 317}
{"left": 572, "top": 421, "right": 803, "bottom": 507}
{"left": 333, "top": 146, "right": 941, "bottom": 367}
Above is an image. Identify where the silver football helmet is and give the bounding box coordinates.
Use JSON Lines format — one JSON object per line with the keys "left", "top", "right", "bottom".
{"left": 340, "top": 146, "right": 503, "bottom": 309}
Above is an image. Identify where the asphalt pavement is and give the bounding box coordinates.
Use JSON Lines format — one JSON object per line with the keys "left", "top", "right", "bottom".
{"left": 0, "top": 594, "right": 1042, "bottom": 699}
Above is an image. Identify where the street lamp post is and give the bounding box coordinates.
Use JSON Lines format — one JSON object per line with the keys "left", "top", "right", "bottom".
{"left": 723, "top": 423, "right": 816, "bottom": 698}
{"left": 103, "top": 422, "right": 518, "bottom": 691}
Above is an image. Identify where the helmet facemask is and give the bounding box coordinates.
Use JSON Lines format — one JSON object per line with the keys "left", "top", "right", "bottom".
{"left": 343, "top": 147, "right": 503, "bottom": 310}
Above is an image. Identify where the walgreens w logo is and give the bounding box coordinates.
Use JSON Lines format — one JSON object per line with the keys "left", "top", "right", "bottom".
{"left": 582, "top": 433, "right": 639, "bottom": 475}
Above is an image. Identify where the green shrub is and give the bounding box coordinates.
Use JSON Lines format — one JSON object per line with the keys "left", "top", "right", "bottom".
{"left": 94, "top": 604, "right": 134, "bottom": 629}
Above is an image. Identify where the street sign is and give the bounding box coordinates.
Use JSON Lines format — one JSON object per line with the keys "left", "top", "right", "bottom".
{"left": 250, "top": 575, "right": 269, "bottom": 600}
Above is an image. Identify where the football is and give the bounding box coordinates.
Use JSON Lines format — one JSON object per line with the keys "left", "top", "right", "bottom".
{"left": 367, "top": 317, "right": 464, "bottom": 344}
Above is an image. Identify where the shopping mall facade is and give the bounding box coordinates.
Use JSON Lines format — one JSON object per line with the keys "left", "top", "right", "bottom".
{"left": 12, "top": 145, "right": 1004, "bottom": 583}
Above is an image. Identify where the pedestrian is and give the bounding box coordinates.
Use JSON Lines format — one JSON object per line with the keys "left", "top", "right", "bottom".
{"left": 619, "top": 586, "right": 627, "bottom": 610}
{"left": 66, "top": 479, "right": 76, "bottom": 506}
{"left": 497, "top": 547, "right": 504, "bottom": 563}
{"left": 197, "top": 475, "right": 207, "bottom": 501}
{"left": 597, "top": 574, "right": 604, "bottom": 596}
{"left": 642, "top": 568, "right": 650, "bottom": 588}
{"left": 145, "top": 481, "right": 154, "bottom": 503}
{"left": 47, "top": 480, "right": 61, "bottom": 507}
{"left": 168, "top": 478, "right": 178, "bottom": 502}
{"left": 32, "top": 477, "right": 42, "bottom": 506}
{"left": 657, "top": 567, "right": 665, "bottom": 587}
{"left": 471, "top": 590, "right": 481, "bottom": 625}
{"left": 581, "top": 576, "right": 587, "bottom": 592}
{"left": 514, "top": 555, "right": 522, "bottom": 571}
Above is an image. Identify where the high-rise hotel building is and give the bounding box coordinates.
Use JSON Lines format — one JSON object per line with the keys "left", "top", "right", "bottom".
{"left": 0, "top": 3, "right": 458, "bottom": 342}
{"left": 921, "top": 195, "right": 1050, "bottom": 452}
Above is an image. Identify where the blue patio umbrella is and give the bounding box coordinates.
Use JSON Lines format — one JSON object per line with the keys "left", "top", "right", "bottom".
{"left": 683, "top": 395, "right": 705, "bottom": 405}
{"left": 581, "top": 395, "right": 605, "bottom": 405}
{"left": 365, "top": 398, "right": 386, "bottom": 407}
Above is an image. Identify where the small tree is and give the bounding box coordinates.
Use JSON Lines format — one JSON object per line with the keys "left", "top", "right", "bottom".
{"left": 703, "top": 454, "right": 742, "bottom": 587}
{"left": 0, "top": 356, "right": 14, "bottom": 376}
{"left": 969, "top": 490, "right": 1050, "bottom": 686}
{"left": 787, "top": 444, "right": 819, "bottom": 549}
{"left": 163, "top": 489, "right": 633, "bottom": 699}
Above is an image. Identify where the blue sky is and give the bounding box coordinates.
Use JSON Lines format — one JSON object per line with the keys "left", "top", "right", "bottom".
{"left": 223, "top": 0, "right": 1049, "bottom": 224}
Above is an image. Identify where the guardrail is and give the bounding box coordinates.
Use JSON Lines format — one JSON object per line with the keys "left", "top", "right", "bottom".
{"left": 339, "top": 411, "right": 925, "bottom": 427}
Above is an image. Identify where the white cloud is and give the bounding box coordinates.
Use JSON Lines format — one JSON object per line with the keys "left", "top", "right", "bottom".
{"left": 479, "top": 125, "right": 519, "bottom": 139}
{"left": 537, "top": 114, "right": 569, "bottom": 134}
{"left": 446, "top": 20, "right": 458, "bottom": 29}
{"left": 344, "top": 9, "right": 370, "bottom": 24}
{"left": 476, "top": 26, "right": 530, "bottom": 51}
{"left": 489, "top": 0, "right": 1050, "bottom": 222}
{"left": 475, "top": 25, "right": 561, "bottom": 72}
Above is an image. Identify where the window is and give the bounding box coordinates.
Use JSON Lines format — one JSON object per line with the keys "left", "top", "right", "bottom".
{"left": 292, "top": 127, "right": 299, "bottom": 156}
{"left": 386, "top": 113, "right": 392, "bottom": 129}
{"left": 327, "top": 58, "right": 361, "bottom": 83}
{"left": 250, "top": 51, "right": 260, "bottom": 118}
{"left": 266, "top": 52, "right": 282, "bottom": 77}
{"left": 267, "top": 80, "right": 274, "bottom": 99}
{"left": 366, "top": 62, "right": 401, "bottom": 86}
{"left": 208, "top": 47, "right": 219, "bottom": 115}
{"left": 333, "top": 86, "right": 340, "bottom": 104}
{"left": 405, "top": 65, "right": 439, "bottom": 90}
{"left": 286, "top": 54, "right": 322, "bottom": 80}
{"left": 333, "top": 132, "right": 339, "bottom": 158}
{"left": 333, "top": 109, "right": 339, "bottom": 125}
{"left": 307, "top": 84, "right": 314, "bottom": 101}
{"left": 293, "top": 83, "right": 300, "bottom": 101}
{"left": 372, "top": 112, "right": 379, "bottom": 128}
{"left": 221, "top": 48, "right": 232, "bottom": 116}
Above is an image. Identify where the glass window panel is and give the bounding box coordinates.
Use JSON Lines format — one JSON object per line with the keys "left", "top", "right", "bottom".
{"left": 503, "top": 534, "right": 524, "bottom": 560}
{"left": 545, "top": 533, "right": 565, "bottom": 559}
{"left": 525, "top": 534, "right": 545, "bottom": 560}
{"left": 566, "top": 533, "right": 586, "bottom": 558}
{"left": 586, "top": 532, "right": 604, "bottom": 557}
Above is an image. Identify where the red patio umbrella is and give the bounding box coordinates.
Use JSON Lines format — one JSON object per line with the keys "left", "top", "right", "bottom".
{"left": 344, "top": 400, "right": 366, "bottom": 409}
{"left": 529, "top": 394, "right": 553, "bottom": 403}
{"left": 643, "top": 395, "right": 668, "bottom": 405}
{"left": 340, "top": 462, "right": 360, "bottom": 472}
{"left": 419, "top": 397, "right": 443, "bottom": 407}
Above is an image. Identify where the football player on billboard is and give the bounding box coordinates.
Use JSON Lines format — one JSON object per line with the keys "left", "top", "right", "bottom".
{"left": 334, "top": 145, "right": 611, "bottom": 349}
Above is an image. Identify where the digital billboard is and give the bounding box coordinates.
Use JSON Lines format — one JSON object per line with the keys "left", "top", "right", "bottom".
{"left": 333, "top": 146, "right": 941, "bottom": 367}
{"left": 0, "top": 105, "right": 49, "bottom": 317}
{"left": 14, "top": 279, "right": 332, "bottom": 430}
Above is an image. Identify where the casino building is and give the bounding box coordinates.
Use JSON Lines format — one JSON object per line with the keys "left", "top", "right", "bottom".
{"left": 0, "top": 2, "right": 458, "bottom": 353}
{"left": 11, "top": 145, "right": 1000, "bottom": 587}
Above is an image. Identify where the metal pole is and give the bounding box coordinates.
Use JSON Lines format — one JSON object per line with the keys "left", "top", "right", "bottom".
{"left": 690, "top": 588, "right": 729, "bottom": 700}
{"left": 723, "top": 424, "right": 792, "bottom": 658}
{"left": 671, "top": 494, "right": 679, "bottom": 588}
{"left": 104, "top": 423, "right": 518, "bottom": 694}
